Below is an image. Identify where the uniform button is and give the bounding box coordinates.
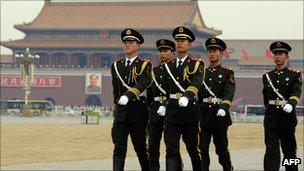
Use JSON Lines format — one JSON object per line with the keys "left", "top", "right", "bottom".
{"left": 159, "top": 84, "right": 162, "bottom": 86}
{"left": 125, "top": 76, "right": 127, "bottom": 79}
{"left": 276, "top": 98, "right": 279, "bottom": 100}
{"left": 209, "top": 105, "right": 211, "bottom": 108}
{"left": 276, "top": 89, "right": 279, "bottom": 91}
{"left": 209, "top": 78, "right": 212, "bottom": 81}
{"left": 176, "top": 77, "right": 179, "bottom": 80}
{"left": 276, "top": 80, "right": 279, "bottom": 83}
{"left": 160, "top": 76, "right": 162, "bottom": 78}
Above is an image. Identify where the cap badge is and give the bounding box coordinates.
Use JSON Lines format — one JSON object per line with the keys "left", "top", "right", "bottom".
{"left": 126, "top": 29, "right": 131, "bottom": 35}
{"left": 160, "top": 39, "right": 165, "bottom": 44}
{"left": 277, "top": 42, "right": 281, "bottom": 47}
{"left": 178, "top": 27, "right": 184, "bottom": 33}
{"left": 211, "top": 38, "right": 216, "bottom": 43}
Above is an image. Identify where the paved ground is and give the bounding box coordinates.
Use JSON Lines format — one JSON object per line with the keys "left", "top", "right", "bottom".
{"left": 0, "top": 115, "right": 113, "bottom": 125}
{"left": 1, "top": 147, "right": 303, "bottom": 170}
{"left": 1, "top": 115, "right": 303, "bottom": 170}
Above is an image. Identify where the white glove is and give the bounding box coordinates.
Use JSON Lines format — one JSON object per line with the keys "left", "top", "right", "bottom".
{"left": 178, "top": 96, "right": 189, "bottom": 107}
{"left": 118, "top": 95, "right": 129, "bottom": 105}
{"left": 216, "top": 109, "right": 226, "bottom": 117}
{"left": 157, "top": 106, "right": 166, "bottom": 116}
{"left": 283, "top": 104, "right": 293, "bottom": 113}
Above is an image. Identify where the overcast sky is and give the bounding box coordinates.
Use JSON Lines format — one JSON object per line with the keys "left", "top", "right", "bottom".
{"left": 1, "top": 0, "right": 303, "bottom": 54}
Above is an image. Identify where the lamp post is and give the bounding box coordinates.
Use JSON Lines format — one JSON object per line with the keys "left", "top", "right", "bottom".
{"left": 15, "top": 47, "right": 40, "bottom": 116}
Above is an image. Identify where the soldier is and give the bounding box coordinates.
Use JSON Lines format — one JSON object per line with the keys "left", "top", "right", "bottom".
{"left": 198, "top": 37, "right": 235, "bottom": 171}
{"left": 147, "top": 39, "right": 183, "bottom": 171}
{"left": 111, "top": 28, "right": 152, "bottom": 171}
{"left": 162, "top": 26, "right": 204, "bottom": 171}
{"left": 262, "top": 41, "right": 302, "bottom": 171}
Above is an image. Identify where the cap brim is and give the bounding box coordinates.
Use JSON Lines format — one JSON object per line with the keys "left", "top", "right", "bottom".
{"left": 122, "top": 36, "right": 140, "bottom": 42}
{"left": 157, "top": 45, "right": 175, "bottom": 51}
{"left": 174, "top": 34, "right": 193, "bottom": 41}
{"left": 207, "top": 45, "right": 223, "bottom": 51}
{"left": 272, "top": 48, "right": 289, "bottom": 53}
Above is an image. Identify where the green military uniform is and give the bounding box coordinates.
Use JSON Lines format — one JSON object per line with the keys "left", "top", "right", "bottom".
{"left": 111, "top": 28, "right": 152, "bottom": 171}
{"left": 198, "top": 38, "right": 235, "bottom": 171}
{"left": 262, "top": 41, "right": 302, "bottom": 171}
{"left": 147, "top": 39, "right": 179, "bottom": 171}
{"left": 163, "top": 26, "right": 204, "bottom": 171}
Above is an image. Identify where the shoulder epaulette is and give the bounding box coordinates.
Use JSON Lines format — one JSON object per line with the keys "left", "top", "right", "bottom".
{"left": 140, "top": 58, "right": 150, "bottom": 62}
{"left": 288, "top": 68, "right": 300, "bottom": 73}
{"left": 113, "top": 58, "right": 123, "bottom": 64}
{"left": 153, "top": 65, "right": 161, "bottom": 69}
{"left": 223, "top": 66, "right": 233, "bottom": 71}
{"left": 190, "top": 56, "right": 202, "bottom": 61}
{"left": 165, "top": 59, "right": 174, "bottom": 64}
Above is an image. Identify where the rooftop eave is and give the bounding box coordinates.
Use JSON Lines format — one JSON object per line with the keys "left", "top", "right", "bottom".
{"left": 197, "top": 27, "right": 222, "bottom": 36}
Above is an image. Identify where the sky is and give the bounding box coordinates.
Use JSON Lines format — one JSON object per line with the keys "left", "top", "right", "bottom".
{"left": 1, "top": 0, "right": 303, "bottom": 54}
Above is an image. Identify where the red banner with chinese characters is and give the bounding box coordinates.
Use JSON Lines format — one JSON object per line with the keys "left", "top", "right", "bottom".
{"left": 0, "top": 75, "right": 61, "bottom": 88}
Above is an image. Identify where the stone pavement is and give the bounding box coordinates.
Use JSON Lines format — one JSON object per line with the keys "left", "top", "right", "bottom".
{"left": 1, "top": 147, "right": 303, "bottom": 170}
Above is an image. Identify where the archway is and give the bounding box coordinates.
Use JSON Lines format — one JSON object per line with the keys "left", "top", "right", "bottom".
{"left": 85, "top": 95, "right": 101, "bottom": 106}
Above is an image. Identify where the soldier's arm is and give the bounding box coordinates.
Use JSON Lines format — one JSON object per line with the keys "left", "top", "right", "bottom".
{"left": 183, "top": 60, "right": 205, "bottom": 100}
{"left": 288, "top": 73, "right": 302, "bottom": 107}
{"left": 262, "top": 74, "right": 269, "bottom": 107}
{"left": 219, "top": 70, "right": 236, "bottom": 112}
{"left": 111, "top": 63, "right": 119, "bottom": 105}
{"left": 125, "top": 61, "right": 153, "bottom": 100}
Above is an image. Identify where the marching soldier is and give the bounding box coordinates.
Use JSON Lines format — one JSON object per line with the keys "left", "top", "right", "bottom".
{"left": 111, "top": 28, "right": 152, "bottom": 171}
{"left": 162, "top": 26, "right": 204, "bottom": 171}
{"left": 262, "top": 41, "right": 302, "bottom": 171}
{"left": 147, "top": 39, "right": 182, "bottom": 171}
{"left": 198, "top": 37, "right": 235, "bottom": 171}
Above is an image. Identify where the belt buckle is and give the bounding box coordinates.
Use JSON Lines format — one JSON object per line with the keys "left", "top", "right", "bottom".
{"left": 159, "top": 96, "right": 165, "bottom": 103}
{"left": 208, "top": 97, "right": 213, "bottom": 103}
{"left": 275, "top": 99, "right": 282, "bottom": 106}
{"left": 176, "top": 93, "right": 183, "bottom": 99}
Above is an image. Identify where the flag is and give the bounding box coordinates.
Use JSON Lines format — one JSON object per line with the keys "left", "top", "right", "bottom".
{"left": 240, "top": 49, "right": 249, "bottom": 59}
{"left": 223, "top": 49, "right": 230, "bottom": 60}
{"left": 264, "top": 46, "right": 273, "bottom": 58}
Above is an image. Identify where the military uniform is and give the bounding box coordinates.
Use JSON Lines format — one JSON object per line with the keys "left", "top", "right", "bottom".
{"left": 262, "top": 41, "right": 302, "bottom": 171}
{"left": 198, "top": 38, "right": 235, "bottom": 171}
{"left": 163, "top": 26, "right": 204, "bottom": 171}
{"left": 147, "top": 39, "right": 179, "bottom": 171}
{"left": 111, "top": 28, "right": 152, "bottom": 171}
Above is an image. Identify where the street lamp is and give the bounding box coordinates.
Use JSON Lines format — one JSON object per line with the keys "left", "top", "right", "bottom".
{"left": 14, "top": 47, "right": 40, "bottom": 116}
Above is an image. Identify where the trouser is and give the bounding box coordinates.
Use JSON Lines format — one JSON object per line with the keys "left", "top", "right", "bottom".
{"left": 112, "top": 121, "right": 149, "bottom": 171}
{"left": 264, "top": 127, "right": 298, "bottom": 171}
{"left": 148, "top": 120, "right": 164, "bottom": 171}
{"left": 164, "top": 121, "right": 201, "bottom": 171}
{"left": 200, "top": 125, "right": 233, "bottom": 171}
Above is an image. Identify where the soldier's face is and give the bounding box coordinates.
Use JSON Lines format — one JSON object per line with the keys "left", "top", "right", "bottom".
{"left": 123, "top": 41, "right": 140, "bottom": 55}
{"left": 158, "top": 49, "right": 173, "bottom": 63}
{"left": 273, "top": 51, "right": 288, "bottom": 66}
{"left": 176, "top": 39, "right": 191, "bottom": 53}
{"left": 89, "top": 76, "right": 98, "bottom": 86}
{"left": 207, "top": 49, "right": 222, "bottom": 62}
